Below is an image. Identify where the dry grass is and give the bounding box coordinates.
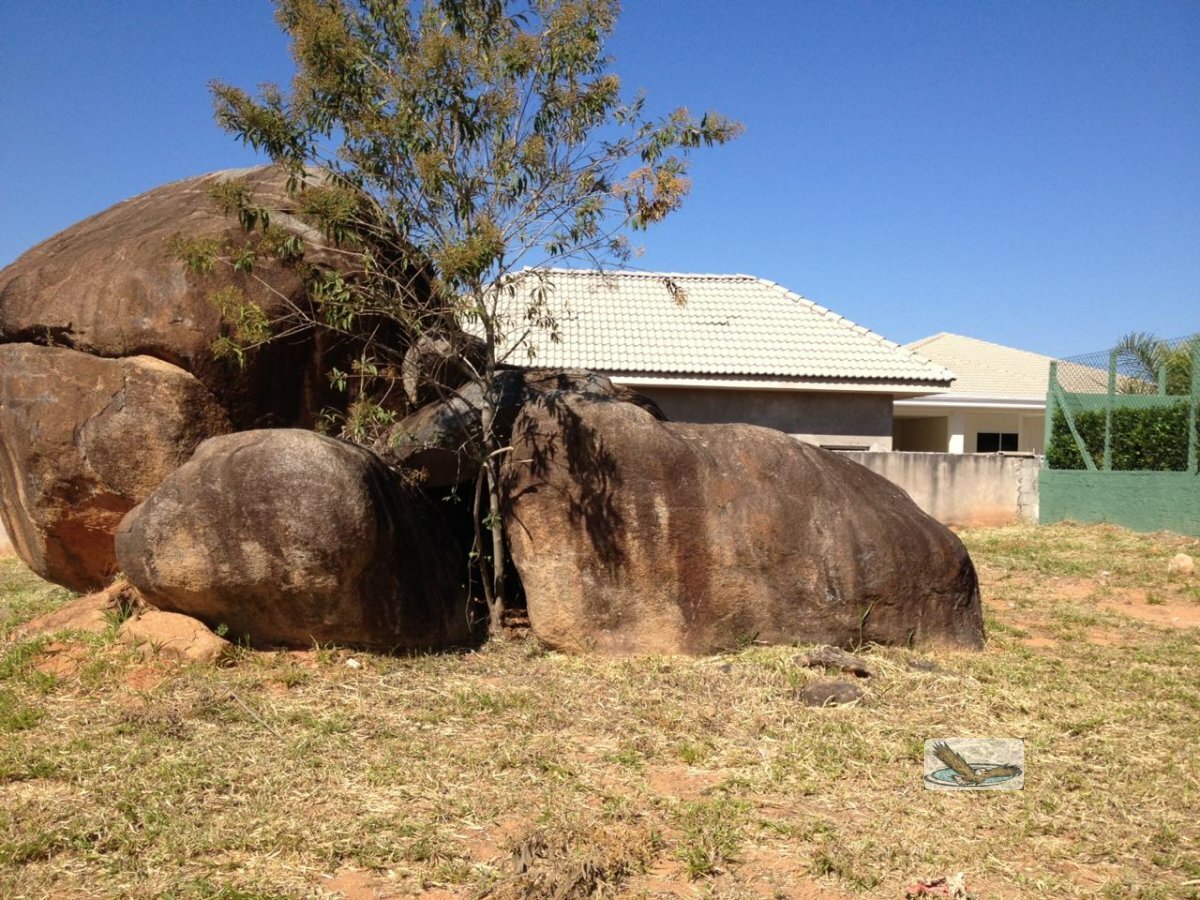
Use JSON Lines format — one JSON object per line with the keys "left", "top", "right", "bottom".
{"left": 1, "top": 522, "right": 1198, "bottom": 899}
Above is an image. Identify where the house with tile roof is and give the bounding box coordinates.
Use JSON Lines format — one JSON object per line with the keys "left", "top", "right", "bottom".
{"left": 895, "top": 333, "right": 1053, "bottom": 454}
{"left": 485, "top": 269, "right": 954, "bottom": 450}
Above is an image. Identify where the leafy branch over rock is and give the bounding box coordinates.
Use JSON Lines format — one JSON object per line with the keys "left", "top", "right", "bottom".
{"left": 196, "top": 0, "right": 741, "bottom": 634}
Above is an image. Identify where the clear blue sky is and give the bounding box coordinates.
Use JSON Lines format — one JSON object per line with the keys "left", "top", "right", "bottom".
{"left": 2, "top": 1, "right": 1196, "bottom": 357}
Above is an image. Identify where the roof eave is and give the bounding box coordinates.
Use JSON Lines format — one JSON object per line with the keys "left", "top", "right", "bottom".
{"left": 610, "top": 373, "right": 954, "bottom": 396}
{"left": 895, "top": 393, "right": 1047, "bottom": 410}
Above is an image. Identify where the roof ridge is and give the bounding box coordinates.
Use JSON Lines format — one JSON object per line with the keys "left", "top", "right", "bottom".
{"left": 752, "top": 277, "right": 957, "bottom": 383}
{"left": 904, "top": 332, "right": 951, "bottom": 351}
{"left": 520, "top": 266, "right": 755, "bottom": 281}
{"left": 909, "top": 331, "right": 1057, "bottom": 363}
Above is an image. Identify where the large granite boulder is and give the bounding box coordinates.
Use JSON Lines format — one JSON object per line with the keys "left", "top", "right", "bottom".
{"left": 0, "top": 166, "right": 355, "bottom": 429}
{"left": 502, "top": 393, "right": 984, "bottom": 655}
{"left": 0, "top": 343, "right": 232, "bottom": 592}
{"left": 378, "top": 369, "right": 665, "bottom": 487}
{"left": 115, "top": 430, "right": 476, "bottom": 651}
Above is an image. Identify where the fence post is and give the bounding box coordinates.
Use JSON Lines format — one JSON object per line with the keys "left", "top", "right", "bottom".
{"left": 1159, "top": 364, "right": 1168, "bottom": 396}
{"left": 1104, "top": 350, "right": 1117, "bottom": 471}
{"left": 1189, "top": 342, "right": 1199, "bottom": 475}
{"left": 1044, "top": 361, "right": 1058, "bottom": 465}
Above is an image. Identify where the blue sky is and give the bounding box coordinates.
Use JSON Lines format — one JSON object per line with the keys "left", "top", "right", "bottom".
{"left": 2, "top": 1, "right": 1196, "bottom": 357}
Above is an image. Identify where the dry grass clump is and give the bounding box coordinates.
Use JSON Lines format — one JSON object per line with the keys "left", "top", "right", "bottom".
{"left": 1, "top": 524, "right": 1198, "bottom": 898}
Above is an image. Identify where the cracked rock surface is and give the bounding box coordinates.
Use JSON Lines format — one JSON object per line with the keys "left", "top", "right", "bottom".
{"left": 0, "top": 343, "right": 231, "bottom": 591}
{"left": 0, "top": 165, "right": 350, "bottom": 430}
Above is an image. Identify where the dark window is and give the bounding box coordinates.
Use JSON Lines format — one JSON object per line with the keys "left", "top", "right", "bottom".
{"left": 976, "top": 432, "right": 1018, "bottom": 453}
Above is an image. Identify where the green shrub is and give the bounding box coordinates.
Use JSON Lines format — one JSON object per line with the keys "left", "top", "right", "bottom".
{"left": 1046, "top": 401, "right": 1194, "bottom": 471}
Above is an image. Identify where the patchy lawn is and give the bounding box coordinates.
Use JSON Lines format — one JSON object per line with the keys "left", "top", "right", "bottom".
{"left": 0, "top": 522, "right": 1198, "bottom": 899}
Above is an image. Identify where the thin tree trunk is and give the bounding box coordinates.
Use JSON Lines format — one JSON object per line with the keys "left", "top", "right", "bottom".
{"left": 486, "top": 454, "right": 506, "bottom": 637}
{"left": 477, "top": 298, "right": 508, "bottom": 638}
{"left": 472, "top": 464, "right": 495, "bottom": 631}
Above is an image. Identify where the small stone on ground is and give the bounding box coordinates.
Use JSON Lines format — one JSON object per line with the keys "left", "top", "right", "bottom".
{"left": 1167, "top": 553, "right": 1194, "bottom": 578}
{"left": 801, "top": 645, "right": 873, "bottom": 678}
{"left": 797, "top": 679, "right": 863, "bottom": 707}
{"left": 119, "top": 610, "right": 231, "bottom": 664}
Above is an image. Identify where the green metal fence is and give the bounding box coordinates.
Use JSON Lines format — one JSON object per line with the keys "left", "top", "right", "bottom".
{"left": 1041, "top": 336, "right": 1200, "bottom": 537}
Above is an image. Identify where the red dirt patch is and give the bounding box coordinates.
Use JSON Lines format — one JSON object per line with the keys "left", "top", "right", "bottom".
{"left": 646, "top": 766, "right": 727, "bottom": 800}
{"left": 1100, "top": 591, "right": 1200, "bottom": 629}
{"left": 1051, "top": 578, "right": 1096, "bottom": 601}
{"left": 284, "top": 649, "right": 327, "bottom": 669}
{"left": 33, "top": 641, "right": 90, "bottom": 678}
{"left": 322, "top": 866, "right": 404, "bottom": 899}
{"left": 1085, "top": 627, "right": 1122, "bottom": 646}
{"left": 123, "top": 664, "right": 166, "bottom": 692}
{"left": 623, "top": 860, "right": 692, "bottom": 897}
{"left": 1019, "top": 635, "right": 1058, "bottom": 649}
{"left": 735, "top": 846, "right": 853, "bottom": 898}
{"left": 461, "top": 815, "right": 527, "bottom": 862}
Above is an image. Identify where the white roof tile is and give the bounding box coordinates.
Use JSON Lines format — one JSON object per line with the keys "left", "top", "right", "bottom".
{"left": 904, "top": 332, "right": 1055, "bottom": 398}
{"left": 479, "top": 269, "right": 953, "bottom": 387}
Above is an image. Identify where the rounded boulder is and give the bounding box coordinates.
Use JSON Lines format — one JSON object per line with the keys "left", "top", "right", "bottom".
{"left": 0, "top": 166, "right": 350, "bottom": 429}
{"left": 503, "top": 393, "right": 985, "bottom": 655}
{"left": 115, "top": 429, "right": 476, "bottom": 651}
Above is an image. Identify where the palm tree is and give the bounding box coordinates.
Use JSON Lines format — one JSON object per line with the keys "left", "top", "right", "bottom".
{"left": 1113, "top": 332, "right": 1198, "bottom": 396}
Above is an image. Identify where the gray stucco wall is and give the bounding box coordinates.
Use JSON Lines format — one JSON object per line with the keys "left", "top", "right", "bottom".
{"left": 842, "top": 451, "right": 1040, "bottom": 527}
{"left": 634, "top": 387, "right": 894, "bottom": 450}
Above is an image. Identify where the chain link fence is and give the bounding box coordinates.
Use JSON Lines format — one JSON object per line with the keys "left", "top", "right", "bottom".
{"left": 1045, "top": 335, "right": 1200, "bottom": 473}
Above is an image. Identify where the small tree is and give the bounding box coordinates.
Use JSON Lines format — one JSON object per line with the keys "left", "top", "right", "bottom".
{"left": 1114, "top": 331, "right": 1198, "bottom": 395}
{"left": 202, "top": 0, "right": 740, "bottom": 634}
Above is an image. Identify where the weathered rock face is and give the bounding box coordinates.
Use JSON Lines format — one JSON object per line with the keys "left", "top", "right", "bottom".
{"left": 401, "top": 330, "right": 487, "bottom": 407}
{"left": 503, "top": 394, "right": 984, "bottom": 655}
{"left": 15, "top": 591, "right": 119, "bottom": 639}
{"left": 378, "top": 368, "right": 666, "bottom": 487}
{"left": 115, "top": 429, "right": 476, "bottom": 651}
{"left": 0, "top": 343, "right": 233, "bottom": 592}
{"left": 0, "top": 166, "right": 352, "bottom": 429}
{"left": 522, "top": 369, "right": 667, "bottom": 421}
{"left": 119, "top": 610, "right": 231, "bottom": 665}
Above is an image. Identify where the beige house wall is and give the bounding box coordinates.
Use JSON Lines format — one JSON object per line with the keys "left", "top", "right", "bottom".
{"left": 894, "top": 405, "right": 1045, "bottom": 454}
{"left": 634, "top": 386, "right": 894, "bottom": 450}
{"left": 961, "top": 411, "right": 1044, "bottom": 454}
{"left": 0, "top": 519, "right": 11, "bottom": 557}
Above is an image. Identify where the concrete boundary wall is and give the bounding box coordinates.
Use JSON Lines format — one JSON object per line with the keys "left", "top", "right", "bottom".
{"left": 840, "top": 451, "right": 1039, "bottom": 528}
{"left": 1040, "top": 470, "right": 1200, "bottom": 537}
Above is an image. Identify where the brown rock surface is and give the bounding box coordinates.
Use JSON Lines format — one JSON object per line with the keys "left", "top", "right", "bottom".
{"left": 119, "top": 609, "right": 231, "bottom": 664}
{"left": 401, "top": 330, "right": 487, "bottom": 407}
{"left": 116, "top": 429, "right": 475, "bottom": 651}
{"left": 797, "top": 680, "right": 864, "bottom": 708}
{"left": 0, "top": 343, "right": 232, "bottom": 591}
{"left": 503, "top": 393, "right": 984, "bottom": 655}
{"left": 0, "top": 166, "right": 353, "bottom": 429}
{"left": 378, "top": 368, "right": 665, "bottom": 487}
{"left": 802, "top": 646, "right": 873, "bottom": 678}
{"left": 16, "top": 593, "right": 117, "bottom": 638}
